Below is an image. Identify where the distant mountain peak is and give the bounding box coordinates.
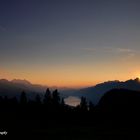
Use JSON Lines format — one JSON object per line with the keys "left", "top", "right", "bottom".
{"left": 74, "top": 78, "right": 140, "bottom": 105}
{"left": 125, "top": 78, "right": 140, "bottom": 84}
{"left": 11, "top": 79, "right": 31, "bottom": 85}
{"left": 134, "top": 77, "right": 140, "bottom": 82}
{"left": 0, "top": 79, "right": 9, "bottom": 83}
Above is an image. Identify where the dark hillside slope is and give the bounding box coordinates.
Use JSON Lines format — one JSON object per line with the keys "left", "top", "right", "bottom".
{"left": 98, "top": 88, "right": 140, "bottom": 113}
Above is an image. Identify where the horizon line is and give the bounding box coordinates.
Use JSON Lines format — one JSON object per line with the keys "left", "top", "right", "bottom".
{"left": 0, "top": 77, "right": 139, "bottom": 89}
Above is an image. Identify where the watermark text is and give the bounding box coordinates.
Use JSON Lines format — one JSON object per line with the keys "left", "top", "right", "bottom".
{"left": 0, "top": 131, "right": 8, "bottom": 135}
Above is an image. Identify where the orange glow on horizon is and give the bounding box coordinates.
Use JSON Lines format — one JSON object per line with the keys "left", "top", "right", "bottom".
{"left": 1, "top": 63, "right": 140, "bottom": 88}
{"left": 22, "top": 78, "right": 99, "bottom": 88}
{"left": 0, "top": 74, "right": 138, "bottom": 89}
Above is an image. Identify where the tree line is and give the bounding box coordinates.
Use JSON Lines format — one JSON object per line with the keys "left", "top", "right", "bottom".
{"left": 0, "top": 88, "right": 95, "bottom": 113}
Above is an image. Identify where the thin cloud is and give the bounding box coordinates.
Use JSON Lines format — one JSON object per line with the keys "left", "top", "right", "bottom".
{"left": 81, "top": 46, "right": 138, "bottom": 61}
{"left": 116, "top": 48, "right": 135, "bottom": 53}
{"left": 82, "top": 46, "right": 137, "bottom": 54}
{"left": 101, "top": 47, "right": 136, "bottom": 54}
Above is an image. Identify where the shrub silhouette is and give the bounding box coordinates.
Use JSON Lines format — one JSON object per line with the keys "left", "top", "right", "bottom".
{"left": 89, "top": 101, "right": 95, "bottom": 112}
{"left": 79, "top": 96, "right": 88, "bottom": 112}
{"left": 20, "top": 91, "right": 27, "bottom": 105}
{"left": 52, "top": 89, "right": 60, "bottom": 106}
{"left": 43, "top": 88, "right": 52, "bottom": 105}
{"left": 35, "top": 94, "right": 41, "bottom": 104}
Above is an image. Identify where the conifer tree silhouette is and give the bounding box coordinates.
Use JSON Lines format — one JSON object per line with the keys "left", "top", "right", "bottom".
{"left": 80, "top": 97, "right": 88, "bottom": 112}
{"left": 43, "top": 88, "right": 52, "bottom": 105}
{"left": 20, "top": 91, "right": 27, "bottom": 104}
{"left": 61, "top": 98, "right": 65, "bottom": 106}
{"left": 52, "top": 89, "right": 60, "bottom": 106}
{"left": 89, "top": 101, "right": 95, "bottom": 112}
{"left": 35, "top": 94, "right": 41, "bottom": 104}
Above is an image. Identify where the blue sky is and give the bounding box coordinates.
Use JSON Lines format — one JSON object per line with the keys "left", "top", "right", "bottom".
{"left": 0, "top": 0, "right": 140, "bottom": 87}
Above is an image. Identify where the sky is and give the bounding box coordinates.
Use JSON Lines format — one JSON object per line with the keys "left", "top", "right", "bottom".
{"left": 0, "top": 0, "right": 140, "bottom": 88}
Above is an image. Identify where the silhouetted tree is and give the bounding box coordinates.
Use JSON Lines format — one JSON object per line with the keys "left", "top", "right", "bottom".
{"left": 52, "top": 89, "right": 60, "bottom": 106}
{"left": 10, "top": 97, "right": 18, "bottom": 105}
{"left": 3, "top": 96, "right": 8, "bottom": 106}
{"left": 0, "top": 96, "right": 3, "bottom": 105}
{"left": 20, "top": 91, "right": 27, "bottom": 104}
{"left": 60, "top": 97, "right": 65, "bottom": 111}
{"left": 35, "top": 94, "right": 41, "bottom": 104}
{"left": 0, "top": 96, "right": 4, "bottom": 108}
{"left": 89, "top": 101, "right": 95, "bottom": 112}
{"left": 80, "top": 97, "right": 88, "bottom": 112}
{"left": 43, "top": 88, "right": 52, "bottom": 105}
{"left": 61, "top": 98, "right": 65, "bottom": 106}
{"left": 0, "top": 96, "right": 3, "bottom": 102}
{"left": 4, "top": 96, "right": 8, "bottom": 102}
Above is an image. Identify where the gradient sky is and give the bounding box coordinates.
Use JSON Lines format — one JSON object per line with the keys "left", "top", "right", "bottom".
{"left": 0, "top": 0, "right": 140, "bottom": 88}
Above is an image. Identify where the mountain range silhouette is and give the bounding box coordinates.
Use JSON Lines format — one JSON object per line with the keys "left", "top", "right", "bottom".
{"left": 68, "top": 78, "right": 140, "bottom": 104}
{"left": 0, "top": 78, "right": 140, "bottom": 104}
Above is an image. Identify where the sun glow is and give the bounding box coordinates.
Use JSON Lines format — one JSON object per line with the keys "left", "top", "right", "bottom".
{"left": 136, "top": 77, "right": 140, "bottom": 82}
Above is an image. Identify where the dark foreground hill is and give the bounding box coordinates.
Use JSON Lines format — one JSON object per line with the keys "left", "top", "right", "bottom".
{"left": 1, "top": 88, "right": 140, "bottom": 139}
{"left": 73, "top": 78, "right": 140, "bottom": 104}
{"left": 96, "top": 89, "right": 140, "bottom": 135}
{"left": 98, "top": 88, "right": 140, "bottom": 113}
